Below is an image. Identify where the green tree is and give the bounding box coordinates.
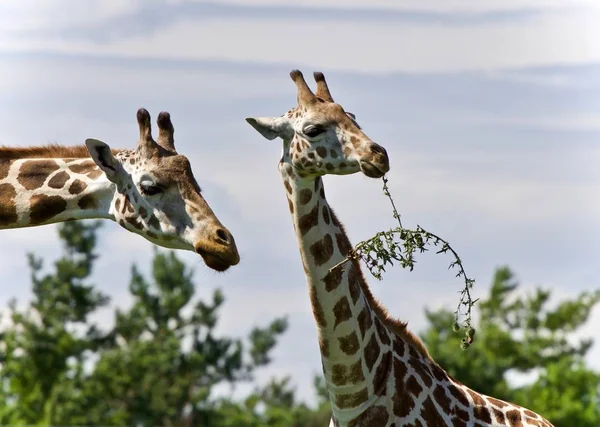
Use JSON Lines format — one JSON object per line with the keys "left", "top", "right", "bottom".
{"left": 48, "top": 249, "right": 289, "bottom": 426}
{"left": 421, "top": 266, "right": 600, "bottom": 427}
{"left": 0, "top": 221, "right": 110, "bottom": 425}
{"left": 0, "top": 222, "right": 293, "bottom": 426}
{"left": 208, "top": 376, "right": 331, "bottom": 427}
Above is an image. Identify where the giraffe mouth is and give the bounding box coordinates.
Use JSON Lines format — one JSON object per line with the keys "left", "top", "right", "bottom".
{"left": 197, "top": 249, "right": 234, "bottom": 272}
{"left": 360, "top": 161, "right": 387, "bottom": 178}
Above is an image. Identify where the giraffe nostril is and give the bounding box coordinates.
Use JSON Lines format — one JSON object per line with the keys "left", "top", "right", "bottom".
{"left": 370, "top": 143, "right": 387, "bottom": 157}
{"left": 215, "top": 228, "right": 229, "bottom": 244}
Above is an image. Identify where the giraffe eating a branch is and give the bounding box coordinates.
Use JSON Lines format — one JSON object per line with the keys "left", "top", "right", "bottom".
{"left": 246, "top": 70, "right": 553, "bottom": 427}
{"left": 0, "top": 108, "right": 239, "bottom": 272}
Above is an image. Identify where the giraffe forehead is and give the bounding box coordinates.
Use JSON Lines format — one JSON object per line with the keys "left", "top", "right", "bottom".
{"left": 143, "top": 155, "right": 204, "bottom": 199}
{"left": 298, "top": 104, "right": 351, "bottom": 124}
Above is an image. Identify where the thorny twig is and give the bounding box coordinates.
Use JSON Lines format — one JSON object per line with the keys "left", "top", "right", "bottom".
{"left": 330, "top": 176, "right": 478, "bottom": 349}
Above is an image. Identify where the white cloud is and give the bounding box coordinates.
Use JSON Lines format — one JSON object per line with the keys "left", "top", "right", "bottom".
{"left": 169, "top": 0, "right": 599, "bottom": 13}
{"left": 0, "top": 60, "right": 286, "bottom": 106}
{"left": 465, "top": 113, "right": 600, "bottom": 131}
{"left": 485, "top": 69, "right": 597, "bottom": 89}
{"left": 0, "top": 1, "right": 140, "bottom": 32}
{"left": 1, "top": 8, "right": 599, "bottom": 73}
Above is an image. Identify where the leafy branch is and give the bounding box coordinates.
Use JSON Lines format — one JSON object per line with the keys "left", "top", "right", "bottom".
{"left": 330, "top": 176, "right": 478, "bottom": 349}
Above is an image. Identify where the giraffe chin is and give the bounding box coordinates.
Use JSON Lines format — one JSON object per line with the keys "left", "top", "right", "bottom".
{"left": 359, "top": 161, "right": 387, "bottom": 179}
{"left": 197, "top": 250, "right": 233, "bottom": 272}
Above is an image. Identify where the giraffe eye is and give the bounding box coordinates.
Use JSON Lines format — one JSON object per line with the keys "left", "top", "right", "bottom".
{"left": 303, "top": 125, "right": 326, "bottom": 138}
{"left": 140, "top": 181, "right": 163, "bottom": 196}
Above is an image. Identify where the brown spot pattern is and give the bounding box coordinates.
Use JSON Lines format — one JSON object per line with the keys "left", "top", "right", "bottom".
{"left": 447, "top": 384, "right": 470, "bottom": 409}
{"left": 406, "top": 375, "right": 423, "bottom": 397}
{"left": 473, "top": 404, "right": 492, "bottom": 424}
{"left": 373, "top": 351, "right": 391, "bottom": 394}
{"left": 68, "top": 161, "right": 95, "bottom": 174}
{"left": 68, "top": 179, "right": 87, "bottom": 194}
{"left": 467, "top": 388, "right": 487, "bottom": 407}
{"left": 309, "top": 284, "right": 327, "bottom": 328}
{"left": 433, "top": 385, "right": 450, "bottom": 413}
{"left": 122, "top": 195, "right": 134, "bottom": 214}
{"left": 349, "top": 405, "right": 389, "bottom": 427}
{"left": 335, "top": 387, "right": 368, "bottom": 409}
{"left": 335, "top": 232, "right": 352, "bottom": 256}
{"left": 298, "top": 203, "right": 319, "bottom": 235}
{"left": 148, "top": 215, "right": 160, "bottom": 230}
{"left": 392, "top": 358, "right": 412, "bottom": 418}
{"left": 488, "top": 397, "right": 510, "bottom": 408}
{"left": 338, "top": 331, "right": 360, "bottom": 355}
{"left": 524, "top": 410, "right": 538, "bottom": 418}
{"left": 393, "top": 337, "right": 407, "bottom": 359}
{"left": 319, "top": 337, "right": 329, "bottom": 358}
{"left": 347, "top": 262, "right": 362, "bottom": 304}
{"left": 363, "top": 333, "right": 381, "bottom": 371}
{"left": 0, "top": 183, "right": 18, "bottom": 225}
{"left": 18, "top": 160, "right": 60, "bottom": 190}
{"left": 323, "top": 267, "right": 343, "bottom": 292}
{"left": 316, "top": 146, "right": 327, "bottom": 158}
{"left": 30, "top": 194, "right": 66, "bottom": 224}
{"left": 78, "top": 194, "right": 97, "bottom": 210}
{"left": 0, "top": 160, "right": 10, "bottom": 180}
{"left": 87, "top": 168, "right": 103, "bottom": 180}
{"left": 454, "top": 407, "right": 470, "bottom": 423}
{"left": 421, "top": 396, "right": 448, "bottom": 426}
{"left": 357, "top": 307, "right": 373, "bottom": 340}
{"left": 331, "top": 359, "right": 364, "bottom": 386}
{"left": 322, "top": 205, "right": 330, "bottom": 224}
{"left": 284, "top": 180, "right": 292, "bottom": 194}
{"left": 393, "top": 356, "right": 408, "bottom": 390}
{"left": 47, "top": 171, "right": 69, "bottom": 189}
{"left": 374, "top": 317, "right": 391, "bottom": 346}
{"left": 298, "top": 188, "right": 312, "bottom": 205}
{"left": 332, "top": 297, "right": 352, "bottom": 329}
{"left": 309, "top": 234, "right": 333, "bottom": 266}
{"left": 430, "top": 362, "right": 449, "bottom": 383}
{"left": 126, "top": 216, "right": 143, "bottom": 230}
{"left": 506, "top": 409, "right": 523, "bottom": 426}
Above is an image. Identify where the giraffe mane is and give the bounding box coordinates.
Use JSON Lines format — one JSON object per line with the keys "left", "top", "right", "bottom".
{"left": 0, "top": 144, "right": 122, "bottom": 159}
{"left": 334, "top": 214, "right": 431, "bottom": 359}
{"left": 352, "top": 260, "right": 431, "bottom": 358}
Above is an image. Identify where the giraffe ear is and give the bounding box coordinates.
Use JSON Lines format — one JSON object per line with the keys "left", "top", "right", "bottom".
{"left": 245, "top": 117, "right": 290, "bottom": 140}
{"left": 85, "top": 138, "right": 123, "bottom": 182}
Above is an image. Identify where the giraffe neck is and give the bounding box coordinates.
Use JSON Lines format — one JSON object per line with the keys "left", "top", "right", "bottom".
{"left": 281, "top": 163, "right": 556, "bottom": 427}
{"left": 0, "top": 156, "right": 114, "bottom": 229}
{"left": 280, "top": 162, "right": 396, "bottom": 422}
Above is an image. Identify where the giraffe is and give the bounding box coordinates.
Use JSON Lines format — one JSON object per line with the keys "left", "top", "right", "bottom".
{"left": 0, "top": 107, "right": 239, "bottom": 272}
{"left": 246, "top": 70, "right": 553, "bottom": 427}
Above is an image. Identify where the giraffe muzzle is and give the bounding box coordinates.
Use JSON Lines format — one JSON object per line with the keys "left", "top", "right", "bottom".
{"left": 194, "top": 226, "right": 240, "bottom": 272}
{"left": 360, "top": 143, "right": 390, "bottom": 178}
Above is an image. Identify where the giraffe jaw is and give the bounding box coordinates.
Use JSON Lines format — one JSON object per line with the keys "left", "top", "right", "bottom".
{"left": 196, "top": 250, "right": 234, "bottom": 272}
{"left": 195, "top": 242, "right": 240, "bottom": 272}
{"left": 360, "top": 161, "right": 388, "bottom": 178}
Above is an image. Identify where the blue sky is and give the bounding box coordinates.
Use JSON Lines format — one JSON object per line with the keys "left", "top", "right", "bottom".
{"left": 0, "top": 0, "right": 599, "bottom": 405}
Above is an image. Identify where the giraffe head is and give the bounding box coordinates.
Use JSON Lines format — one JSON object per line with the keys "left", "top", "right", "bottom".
{"left": 246, "top": 70, "right": 389, "bottom": 179}
{"left": 85, "top": 108, "right": 239, "bottom": 272}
